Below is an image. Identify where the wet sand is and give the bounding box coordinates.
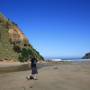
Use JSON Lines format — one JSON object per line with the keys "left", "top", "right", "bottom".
{"left": 0, "top": 62, "right": 50, "bottom": 74}
{"left": 0, "top": 61, "right": 90, "bottom": 90}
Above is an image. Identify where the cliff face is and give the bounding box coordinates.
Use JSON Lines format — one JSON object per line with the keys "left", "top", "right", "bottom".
{"left": 8, "top": 26, "right": 29, "bottom": 46}
{"left": 0, "top": 13, "right": 44, "bottom": 61}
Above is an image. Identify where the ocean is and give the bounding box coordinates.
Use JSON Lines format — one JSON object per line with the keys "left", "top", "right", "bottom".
{"left": 45, "top": 57, "right": 90, "bottom": 62}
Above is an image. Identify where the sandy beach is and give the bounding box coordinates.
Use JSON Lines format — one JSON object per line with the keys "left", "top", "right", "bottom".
{"left": 0, "top": 61, "right": 90, "bottom": 90}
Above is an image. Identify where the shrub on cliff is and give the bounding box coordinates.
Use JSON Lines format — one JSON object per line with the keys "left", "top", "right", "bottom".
{"left": 18, "top": 48, "right": 33, "bottom": 62}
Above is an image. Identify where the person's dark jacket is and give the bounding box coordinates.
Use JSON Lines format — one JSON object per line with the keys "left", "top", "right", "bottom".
{"left": 31, "top": 58, "right": 38, "bottom": 68}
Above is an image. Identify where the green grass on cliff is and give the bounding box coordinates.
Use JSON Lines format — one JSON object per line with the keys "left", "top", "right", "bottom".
{"left": 0, "top": 25, "right": 19, "bottom": 60}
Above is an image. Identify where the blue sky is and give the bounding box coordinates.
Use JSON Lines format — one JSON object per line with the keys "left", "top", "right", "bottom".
{"left": 0, "top": 0, "right": 90, "bottom": 58}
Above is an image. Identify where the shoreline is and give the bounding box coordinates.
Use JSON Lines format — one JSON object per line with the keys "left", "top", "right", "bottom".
{"left": 0, "top": 60, "right": 90, "bottom": 74}
{"left": 0, "top": 61, "right": 51, "bottom": 74}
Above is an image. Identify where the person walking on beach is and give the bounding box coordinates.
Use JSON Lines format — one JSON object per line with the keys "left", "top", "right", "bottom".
{"left": 31, "top": 57, "right": 38, "bottom": 80}
{"left": 27, "top": 57, "right": 38, "bottom": 80}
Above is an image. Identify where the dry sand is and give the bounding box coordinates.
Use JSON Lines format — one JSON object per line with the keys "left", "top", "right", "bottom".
{"left": 0, "top": 61, "right": 90, "bottom": 90}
